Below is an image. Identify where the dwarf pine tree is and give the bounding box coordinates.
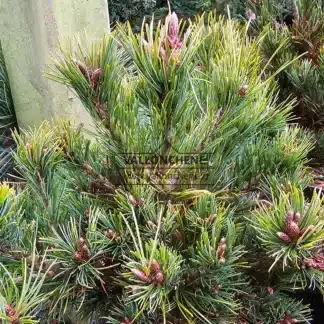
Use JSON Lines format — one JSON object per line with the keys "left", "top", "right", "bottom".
{"left": 0, "top": 12, "right": 323, "bottom": 324}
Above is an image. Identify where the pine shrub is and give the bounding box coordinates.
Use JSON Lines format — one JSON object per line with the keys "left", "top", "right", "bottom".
{"left": 0, "top": 12, "right": 322, "bottom": 323}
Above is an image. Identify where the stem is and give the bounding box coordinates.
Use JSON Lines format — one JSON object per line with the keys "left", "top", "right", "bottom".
{"left": 162, "top": 112, "right": 172, "bottom": 158}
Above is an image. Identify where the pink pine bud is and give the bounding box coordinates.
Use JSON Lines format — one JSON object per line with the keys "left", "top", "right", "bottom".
{"left": 174, "top": 230, "right": 182, "bottom": 241}
{"left": 286, "top": 221, "right": 300, "bottom": 241}
{"left": 77, "top": 237, "right": 85, "bottom": 251}
{"left": 154, "top": 271, "right": 164, "bottom": 284}
{"left": 105, "top": 230, "right": 117, "bottom": 240}
{"left": 72, "top": 251, "right": 83, "bottom": 263}
{"left": 147, "top": 221, "right": 157, "bottom": 229}
{"left": 138, "top": 198, "right": 145, "bottom": 206}
{"left": 84, "top": 208, "right": 90, "bottom": 218}
{"left": 304, "top": 254, "right": 324, "bottom": 270}
{"left": 169, "top": 12, "right": 180, "bottom": 39}
{"left": 272, "top": 20, "right": 281, "bottom": 29}
{"left": 128, "top": 194, "right": 138, "bottom": 206}
{"left": 91, "top": 68, "right": 103, "bottom": 89}
{"left": 5, "top": 304, "right": 16, "bottom": 317}
{"left": 300, "top": 225, "right": 314, "bottom": 236}
{"left": 75, "top": 60, "right": 89, "bottom": 80}
{"left": 81, "top": 245, "right": 89, "bottom": 261}
{"left": 218, "top": 244, "right": 227, "bottom": 258}
{"left": 83, "top": 162, "right": 93, "bottom": 174}
{"left": 219, "top": 257, "right": 226, "bottom": 264}
{"left": 159, "top": 46, "right": 167, "bottom": 60}
{"left": 120, "top": 318, "right": 131, "bottom": 324}
{"left": 239, "top": 84, "right": 248, "bottom": 97}
{"left": 277, "top": 232, "right": 291, "bottom": 243}
{"left": 131, "top": 268, "right": 150, "bottom": 282}
{"left": 294, "top": 212, "right": 301, "bottom": 225}
{"left": 150, "top": 259, "right": 160, "bottom": 274}
{"left": 217, "top": 238, "right": 227, "bottom": 258}
{"left": 246, "top": 9, "right": 256, "bottom": 20}
{"left": 214, "top": 284, "right": 222, "bottom": 295}
{"left": 285, "top": 210, "right": 294, "bottom": 225}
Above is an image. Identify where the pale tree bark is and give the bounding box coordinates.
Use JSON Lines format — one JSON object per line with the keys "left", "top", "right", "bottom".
{"left": 0, "top": 0, "right": 109, "bottom": 129}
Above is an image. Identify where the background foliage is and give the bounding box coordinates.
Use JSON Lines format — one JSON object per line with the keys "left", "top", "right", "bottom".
{"left": 108, "top": 0, "right": 247, "bottom": 29}
{"left": 0, "top": 42, "right": 17, "bottom": 179}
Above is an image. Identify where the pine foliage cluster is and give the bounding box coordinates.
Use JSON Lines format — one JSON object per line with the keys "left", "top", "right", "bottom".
{"left": 250, "top": 0, "right": 324, "bottom": 129}
{"left": 1, "top": 9, "right": 324, "bottom": 324}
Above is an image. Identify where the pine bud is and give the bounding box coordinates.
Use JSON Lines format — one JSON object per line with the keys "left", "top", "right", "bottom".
{"left": 72, "top": 251, "right": 83, "bottom": 263}
{"left": 91, "top": 68, "right": 102, "bottom": 89}
{"left": 294, "top": 212, "right": 301, "bottom": 225}
{"left": 81, "top": 245, "right": 89, "bottom": 261}
{"left": 147, "top": 220, "right": 157, "bottom": 229}
{"left": 120, "top": 318, "right": 131, "bottom": 324}
{"left": 277, "top": 313, "right": 298, "bottom": 324}
{"left": 154, "top": 271, "right": 164, "bottom": 284}
{"left": 219, "top": 244, "right": 227, "bottom": 256}
{"left": 277, "top": 232, "right": 291, "bottom": 243}
{"left": 292, "top": 7, "right": 299, "bottom": 20}
{"left": 238, "top": 84, "right": 248, "bottom": 97}
{"left": 304, "top": 253, "right": 324, "bottom": 270}
{"left": 214, "top": 284, "right": 222, "bottom": 295}
{"left": 26, "top": 143, "right": 33, "bottom": 157}
{"left": 272, "top": 20, "right": 282, "bottom": 29}
{"left": 84, "top": 208, "right": 90, "bottom": 218}
{"left": 286, "top": 221, "right": 300, "bottom": 241}
{"left": 159, "top": 46, "right": 167, "bottom": 61}
{"left": 5, "top": 304, "right": 15, "bottom": 317}
{"left": 280, "top": 183, "right": 287, "bottom": 191}
{"left": 105, "top": 230, "right": 117, "bottom": 240}
{"left": 128, "top": 195, "right": 138, "bottom": 206}
{"left": 46, "top": 270, "right": 55, "bottom": 279}
{"left": 150, "top": 259, "right": 160, "bottom": 274}
{"left": 131, "top": 268, "right": 150, "bottom": 282}
{"left": 246, "top": 9, "right": 256, "bottom": 20}
{"left": 75, "top": 60, "right": 89, "bottom": 80}
{"left": 285, "top": 210, "right": 294, "bottom": 226}
{"left": 217, "top": 238, "right": 227, "bottom": 258}
{"left": 77, "top": 237, "right": 85, "bottom": 251}
{"left": 138, "top": 198, "right": 145, "bottom": 206}
{"left": 83, "top": 162, "right": 93, "bottom": 174}
{"left": 174, "top": 230, "right": 182, "bottom": 241}
{"left": 300, "top": 225, "right": 314, "bottom": 236}
{"left": 267, "top": 287, "right": 274, "bottom": 295}
{"left": 169, "top": 12, "right": 180, "bottom": 39}
{"left": 219, "top": 257, "right": 226, "bottom": 264}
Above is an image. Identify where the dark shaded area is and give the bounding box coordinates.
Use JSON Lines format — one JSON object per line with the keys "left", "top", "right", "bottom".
{"left": 296, "top": 290, "right": 324, "bottom": 323}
